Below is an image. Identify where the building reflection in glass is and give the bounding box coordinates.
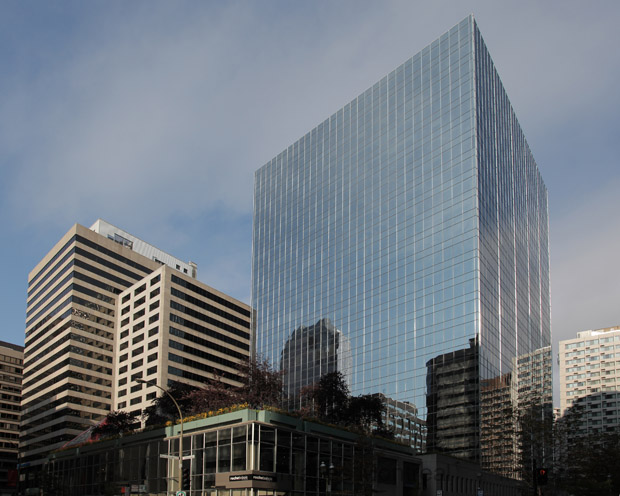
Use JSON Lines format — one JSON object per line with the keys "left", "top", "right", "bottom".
{"left": 480, "top": 372, "right": 517, "bottom": 478}
{"left": 425, "top": 338, "right": 479, "bottom": 460}
{"left": 370, "top": 392, "right": 426, "bottom": 452}
{"left": 512, "top": 346, "right": 553, "bottom": 480}
{"left": 426, "top": 341, "right": 552, "bottom": 480}
{"left": 280, "top": 318, "right": 352, "bottom": 408}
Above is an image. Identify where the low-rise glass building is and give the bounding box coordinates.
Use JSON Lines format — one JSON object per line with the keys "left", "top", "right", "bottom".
{"left": 45, "top": 408, "right": 421, "bottom": 496}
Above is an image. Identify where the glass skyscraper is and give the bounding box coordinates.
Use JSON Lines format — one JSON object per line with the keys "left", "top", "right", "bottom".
{"left": 252, "top": 15, "right": 550, "bottom": 471}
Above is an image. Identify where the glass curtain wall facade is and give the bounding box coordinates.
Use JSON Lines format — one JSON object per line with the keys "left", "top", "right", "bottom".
{"left": 252, "top": 15, "right": 550, "bottom": 468}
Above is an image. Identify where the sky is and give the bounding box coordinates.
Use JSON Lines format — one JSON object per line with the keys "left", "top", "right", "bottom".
{"left": 1, "top": 1, "right": 619, "bottom": 404}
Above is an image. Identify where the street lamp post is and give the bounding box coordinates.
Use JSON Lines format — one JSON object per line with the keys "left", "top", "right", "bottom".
{"left": 136, "top": 379, "right": 184, "bottom": 492}
{"left": 320, "top": 460, "right": 334, "bottom": 495}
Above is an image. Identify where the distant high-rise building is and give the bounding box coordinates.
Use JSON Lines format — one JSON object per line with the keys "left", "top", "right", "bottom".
{"left": 0, "top": 341, "right": 23, "bottom": 495}
{"left": 252, "top": 14, "right": 551, "bottom": 469}
{"left": 20, "top": 220, "right": 250, "bottom": 490}
{"left": 558, "top": 326, "right": 620, "bottom": 433}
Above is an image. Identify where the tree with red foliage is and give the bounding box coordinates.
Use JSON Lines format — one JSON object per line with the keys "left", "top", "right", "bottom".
{"left": 92, "top": 410, "right": 139, "bottom": 438}
{"left": 237, "top": 355, "right": 283, "bottom": 408}
{"left": 185, "top": 376, "right": 243, "bottom": 413}
{"left": 184, "top": 356, "right": 284, "bottom": 415}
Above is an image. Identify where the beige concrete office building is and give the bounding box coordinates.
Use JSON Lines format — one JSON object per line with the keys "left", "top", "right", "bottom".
{"left": 20, "top": 220, "right": 251, "bottom": 488}
{"left": 113, "top": 264, "right": 251, "bottom": 420}
{"left": 0, "top": 341, "right": 23, "bottom": 495}
{"left": 558, "top": 326, "right": 620, "bottom": 433}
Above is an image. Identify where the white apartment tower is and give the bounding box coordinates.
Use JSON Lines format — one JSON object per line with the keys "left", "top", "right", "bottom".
{"left": 558, "top": 326, "right": 620, "bottom": 434}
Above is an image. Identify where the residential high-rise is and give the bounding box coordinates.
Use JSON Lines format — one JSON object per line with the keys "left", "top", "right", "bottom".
{"left": 555, "top": 327, "right": 619, "bottom": 486}
{"left": 20, "top": 220, "right": 250, "bottom": 489}
{"left": 0, "top": 341, "right": 23, "bottom": 496}
{"left": 252, "top": 14, "right": 551, "bottom": 470}
{"left": 558, "top": 326, "right": 620, "bottom": 433}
